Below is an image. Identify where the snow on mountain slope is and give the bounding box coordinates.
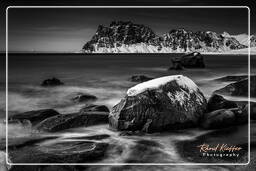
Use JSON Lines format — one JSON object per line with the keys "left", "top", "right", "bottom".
{"left": 231, "top": 34, "right": 249, "bottom": 46}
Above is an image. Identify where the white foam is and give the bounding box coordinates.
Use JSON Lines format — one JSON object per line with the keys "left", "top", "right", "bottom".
{"left": 127, "top": 75, "right": 199, "bottom": 96}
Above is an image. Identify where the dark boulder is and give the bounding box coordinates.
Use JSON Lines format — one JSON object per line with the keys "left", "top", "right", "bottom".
{"left": 36, "top": 112, "right": 108, "bottom": 132}
{"left": 9, "top": 109, "right": 60, "bottom": 126}
{"left": 109, "top": 75, "right": 207, "bottom": 133}
{"left": 169, "top": 52, "right": 205, "bottom": 70}
{"left": 41, "top": 77, "right": 64, "bottom": 87}
{"left": 201, "top": 108, "right": 247, "bottom": 129}
{"left": 71, "top": 93, "right": 97, "bottom": 103}
{"left": 79, "top": 104, "right": 109, "bottom": 113}
{"left": 130, "top": 75, "right": 154, "bottom": 83}
{"left": 207, "top": 94, "right": 238, "bottom": 112}
{"left": 242, "top": 102, "right": 256, "bottom": 120}
{"left": 214, "top": 76, "right": 256, "bottom": 97}
{"left": 168, "top": 62, "right": 183, "bottom": 70}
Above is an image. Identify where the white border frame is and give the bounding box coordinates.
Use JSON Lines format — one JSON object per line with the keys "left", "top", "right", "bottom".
{"left": 5, "top": 6, "right": 251, "bottom": 166}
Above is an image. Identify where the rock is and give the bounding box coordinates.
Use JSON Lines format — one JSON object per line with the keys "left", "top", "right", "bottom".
{"left": 214, "top": 76, "right": 256, "bottom": 97}
{"left": 9, "top": 140, "right": 108, "bottom": 164}
{"left": 170, "top": 52, "right": 205, "bottom": 70}
{"left": 109, "top": 75, "right": 207, "bottom": 133}
{"left": 79, "top": 104, "right": 109, "bottom": 113}
{"left": 9, "top": 109, "right": 60, "bottom": 126}
{"left": 168, "top": 62, "right": 183, "bottom": 70}
{"left": 72, "top": 93, "right": 97, "bottom": 103}
{"left": 242, "top": 102, "right": 256, "bottom": 120}
{"left": 207, "top": 94, "right": 238, "bottom": 112}
{"left": 41, "top": 77, "right": 64, "bottom": 87}
{"left": 130, "top": 75, "right": 154, "bottom": 83}
{"left": 36, "top": 112, "right": 108, "bottom": 132}
{"left": 201, "top": 108, "right": 246, "bottom": 129}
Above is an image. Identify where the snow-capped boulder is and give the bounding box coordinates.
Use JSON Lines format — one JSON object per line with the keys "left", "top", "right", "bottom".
{"left": 109, "top": 75, "right": 207, "bottom": 133}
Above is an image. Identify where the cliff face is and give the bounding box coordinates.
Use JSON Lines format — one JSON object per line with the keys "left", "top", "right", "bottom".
{"left": 82, "top": 21, "right": 249, "bottom": 53}
{"left": 82, "top": 21, "right": 158, "bottom": 52}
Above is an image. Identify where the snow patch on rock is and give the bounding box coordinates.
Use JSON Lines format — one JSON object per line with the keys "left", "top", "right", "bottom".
{"left": 127, "top": 75, "right": 199, "bottom": 96}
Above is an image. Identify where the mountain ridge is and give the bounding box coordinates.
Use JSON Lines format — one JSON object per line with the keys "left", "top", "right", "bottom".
{"left": 82, "top": 21, "right": 255, "bottom": 53}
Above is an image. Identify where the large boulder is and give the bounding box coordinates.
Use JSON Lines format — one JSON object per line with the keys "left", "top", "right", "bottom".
{"left": 207, "top": 94, "right": 238, "bottom": 112}
{"left": 169, "top": 52, "right": 205, "bottom": 70}
{"left": 109, "top": 75, "right": 207, "bottom": 133}
{"left": 201, "top": 108, "right": 247, "bottom": 129}
{"left": 9, "top": 109, "right": 60, "bottom": 126}
{"left": 41, "top": 77, "right": 64, "bottom": 87}
{"left": 214, "top": 76, "right": 256, "bottom": 97}
{"left": 36, "top": 112, "right": 108, "bottom": 132}
{"left": 130, "top": 75, "right": 154, "bottom": 83}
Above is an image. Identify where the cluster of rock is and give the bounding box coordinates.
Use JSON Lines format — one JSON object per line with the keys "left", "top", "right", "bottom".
{"left": 109, "top": 75, "right": 253, "bottom": 133}
{"left": 10, "top": 75, "right": 254, "bottom": 134}
{"left": 82, "top": 21, "right": 249, "bottom": 53}
{"left": 9, "top": 104, "right": 109, "bottom": 133}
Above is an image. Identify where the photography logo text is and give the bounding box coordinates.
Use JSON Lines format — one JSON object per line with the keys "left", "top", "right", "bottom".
{"left": 197, "top": 143, "right": 242, "bottom": 158}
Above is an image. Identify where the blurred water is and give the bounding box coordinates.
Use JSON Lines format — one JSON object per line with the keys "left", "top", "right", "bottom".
{"left": 0, "top": 53, "right": 253, "bottom": 117}
{"left": 0, "top": 53, "right": 253, "bottom": 164}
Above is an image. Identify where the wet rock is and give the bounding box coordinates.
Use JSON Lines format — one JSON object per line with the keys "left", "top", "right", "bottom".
{"left": 168, "top": 62, "right": 183, "bottom": 70}
{"left": 169, "top": 52, "right": 205, "bottom": 70}
{"left": 109, "top": 75, "right": 207, "bottom": 133}
{"left": 207, "top": 94, "right": 238, "bottom": 112}
{"left": 119, "top": 131, "right": 144, "bottom": 136}
{"left": 201, "top": 108, "right": 247, "bottom": 129}
{"left": 214, "top": 76, "right": 256, "bottom": 97}
{"left": 79, "top": 104, "right": 109, "bottom": 113}
{"left": 72, "top": 93, "right": 97, "bottom": 103}
{"left": 242, "top": 102, "right": 256, "bottom": 120}
{"left": 36, "top": 112, "right": 108, "bottom": 132}
{"left": 9, "top": 109, "right": 60, "bottom": 126}
{"left": 130, "top": 75, "right": 154, "bottom": 83}
{"left": 41, "top": 77, "right": 64, "bottom": 87}
{"left": 9, "top": 140, "right": 108, "bottom": 164}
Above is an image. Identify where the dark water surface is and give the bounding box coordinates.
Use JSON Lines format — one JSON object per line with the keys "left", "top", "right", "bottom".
{"left": 1, "top": 53, "right": 254, "bottom": 115}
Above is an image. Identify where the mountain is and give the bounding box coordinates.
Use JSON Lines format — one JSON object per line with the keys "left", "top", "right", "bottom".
{"left": 82, "top": 21, "right": 252, "bottom": 53}
{"left": 222, "top": 32, "right": 256, "bottom": 47}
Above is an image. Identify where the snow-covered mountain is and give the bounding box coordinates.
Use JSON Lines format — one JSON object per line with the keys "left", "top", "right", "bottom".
{"left": 222, "top": 32, "right": 256, "bottom": 47}
{"left": 82, "top": 21, "right": 254, "bottom": 53}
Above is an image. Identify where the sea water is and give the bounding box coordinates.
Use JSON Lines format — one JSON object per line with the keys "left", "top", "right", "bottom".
{"left": 0, "top": 53, "right": 254, "bottom": 165}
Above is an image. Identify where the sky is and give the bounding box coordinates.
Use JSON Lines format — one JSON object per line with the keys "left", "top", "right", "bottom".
{"left": 4, "top": 7, "right": 249, "bottom": 52}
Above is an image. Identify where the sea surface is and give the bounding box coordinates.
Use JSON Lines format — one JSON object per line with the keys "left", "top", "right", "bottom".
{"left": 0, "top": 53, "right": 254, "bottom": 167}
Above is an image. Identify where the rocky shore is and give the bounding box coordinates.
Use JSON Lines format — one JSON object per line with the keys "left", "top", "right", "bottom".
{"left": 2, "top": 72, "right": 253, "bottom": 169}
